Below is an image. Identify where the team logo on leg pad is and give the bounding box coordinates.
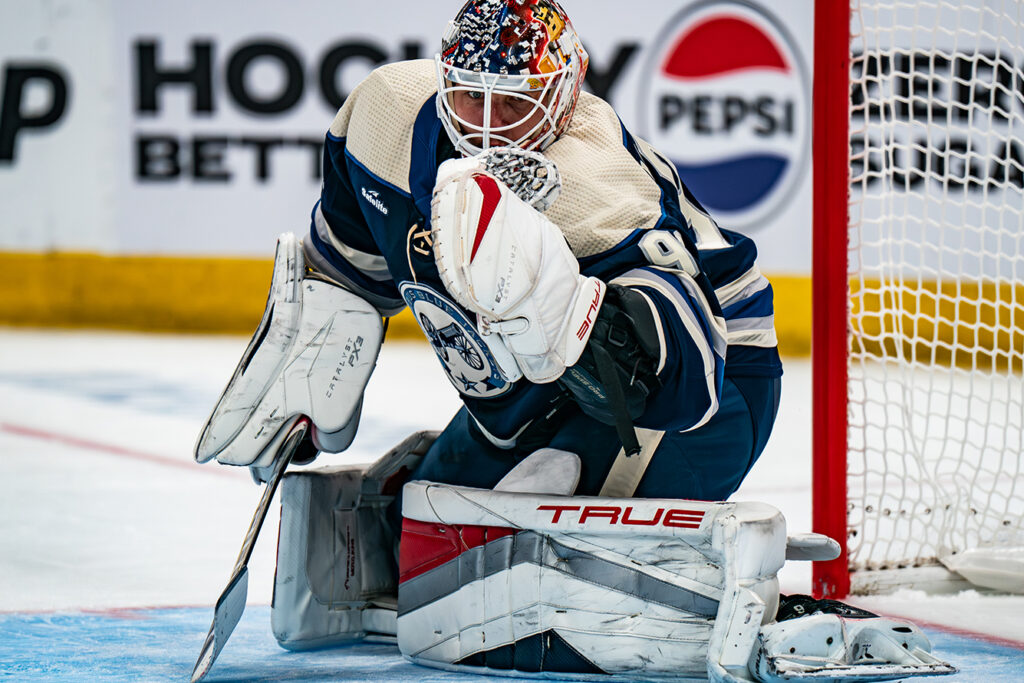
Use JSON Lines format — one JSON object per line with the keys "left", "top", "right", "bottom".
{"left": 400, "top": 282, "right": 510, "bottom": 397}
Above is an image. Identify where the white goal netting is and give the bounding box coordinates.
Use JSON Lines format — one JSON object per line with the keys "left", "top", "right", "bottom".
{"left": 847, "top": 0, "right": 1024, "bottom": 592}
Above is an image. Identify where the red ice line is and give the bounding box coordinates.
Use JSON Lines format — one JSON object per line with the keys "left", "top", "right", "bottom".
{"left": 2, "top": 426, "right": 1021, "bottom": 652}
{"left": 910, "top": 615, "right": 1024, "bottom": 651}
{"left": 0, "top": 422, "right": 237, "bottom": 479}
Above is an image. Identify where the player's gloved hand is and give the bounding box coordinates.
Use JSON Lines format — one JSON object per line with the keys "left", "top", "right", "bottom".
{"left": 195, "top": 233, "right": 383, "bottom": 473}
{"left": 560, "top": 283, "right": 662, "bottom": 426}
{"left": 431, "top": 158, "right": 604, "bottom": 384}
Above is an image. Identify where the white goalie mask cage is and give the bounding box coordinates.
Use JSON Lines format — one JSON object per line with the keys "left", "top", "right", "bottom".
{"left": 433, "top": 0, "right": 589, "bottom": 156}
{"left": 435, "top": 56, "right": 580, "bottom": 156}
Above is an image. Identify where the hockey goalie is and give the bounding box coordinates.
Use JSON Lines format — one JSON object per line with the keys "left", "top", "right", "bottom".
{"left": 191, "top": 1, "right": 955, "bottom": 680}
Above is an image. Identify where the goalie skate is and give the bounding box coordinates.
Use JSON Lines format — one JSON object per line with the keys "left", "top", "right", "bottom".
{"left": 752, "top": 606, "right": 956, "bottom": 681}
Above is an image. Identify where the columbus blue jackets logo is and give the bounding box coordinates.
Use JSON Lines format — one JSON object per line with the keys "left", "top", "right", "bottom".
{"left": 639, "top": 0, "right": 809, "bottom": 231}
{"left": 400, "top": 282, "right": 510, "bottom": 397}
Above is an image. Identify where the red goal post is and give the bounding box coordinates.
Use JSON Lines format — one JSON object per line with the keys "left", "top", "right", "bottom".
{"left": 811, "top": 0, "right": 851, "bottom": 600}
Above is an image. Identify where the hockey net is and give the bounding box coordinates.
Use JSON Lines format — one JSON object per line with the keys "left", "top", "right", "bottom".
{"left": 813, "top": 0, "right": 1024, "bottom": 597}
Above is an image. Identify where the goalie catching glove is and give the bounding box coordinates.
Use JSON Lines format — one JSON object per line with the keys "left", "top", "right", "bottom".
{"left": 431, "top": 150, "right": 664, "bottom": 450}
{"left": 431, "top": 153, "right": 605, "bottom": 384}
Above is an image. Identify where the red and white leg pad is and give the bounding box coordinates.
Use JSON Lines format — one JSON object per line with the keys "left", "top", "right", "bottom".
{"left": 396, "top": 453, "right": 954, "bottom": 681}
{"left": 269, "top": 443, "right": 953, "bottom": 681}
{"left": 397, "top": 479, "right": 785, "bottom": 681}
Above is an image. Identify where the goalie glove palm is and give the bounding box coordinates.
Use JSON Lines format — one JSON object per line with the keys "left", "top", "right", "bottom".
{"left": 431, "top": 160, "right": 604, "bottom": 384}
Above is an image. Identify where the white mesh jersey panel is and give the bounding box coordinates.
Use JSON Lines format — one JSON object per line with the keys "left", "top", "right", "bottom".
{"left": 329, "top": 66, "right": 663, "bottom": 257}
{"left": 545, "top": 92, "right": 665, "bottom": 258}
{"left": 328, "top": 60, "right": 438, "bottom": 193}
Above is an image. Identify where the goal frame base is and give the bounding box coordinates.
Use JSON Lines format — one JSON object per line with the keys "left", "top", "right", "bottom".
{"left": 850, "top": 565, "right": 985, "bottom": 596}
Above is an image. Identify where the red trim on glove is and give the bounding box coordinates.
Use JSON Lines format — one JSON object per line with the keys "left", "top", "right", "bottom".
{"left": 470, "top": 174, "right": 502, "bottom": 262}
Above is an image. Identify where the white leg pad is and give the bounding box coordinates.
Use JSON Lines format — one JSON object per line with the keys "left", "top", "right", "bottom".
{"left": 397, "top": 481, "right": 786, "bottom": 681}
{"left": 271, "top": 431, "right": 437, "bottom": 650}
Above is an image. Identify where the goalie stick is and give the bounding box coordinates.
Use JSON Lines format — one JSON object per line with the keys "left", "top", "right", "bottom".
{"left": 190, "top": 416, "right": 310, "bottom": 683}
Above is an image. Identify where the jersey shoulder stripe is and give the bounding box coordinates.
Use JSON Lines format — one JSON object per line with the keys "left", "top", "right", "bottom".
{"left": 328, "top": 59, "right": 437, "bottom": 193}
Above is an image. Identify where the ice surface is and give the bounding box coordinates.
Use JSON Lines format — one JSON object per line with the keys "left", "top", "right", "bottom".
{"left": 1, "top": 328, "right": 1021, "bottom": 681}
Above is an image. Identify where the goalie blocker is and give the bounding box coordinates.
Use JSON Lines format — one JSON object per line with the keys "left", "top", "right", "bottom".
{"left": 272, "top": 447, "right": 955, "bottom": 682}
{"left": 193, "top": 232, "right": 384, "bottom": 474}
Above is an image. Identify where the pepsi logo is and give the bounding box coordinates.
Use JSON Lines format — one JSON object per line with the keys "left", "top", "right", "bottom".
{"left": 639, "top": 1, "right": 809, "bottom": 231}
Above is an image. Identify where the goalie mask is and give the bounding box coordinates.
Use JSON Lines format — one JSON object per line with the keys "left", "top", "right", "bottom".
{"left": 435, "top": 0, "right": 589, "bottom": 156}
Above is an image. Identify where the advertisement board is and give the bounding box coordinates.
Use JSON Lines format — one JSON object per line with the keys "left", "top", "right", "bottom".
{"left": 1, "top": 1, "right": 814, "bottom": 263}
{"left": 0, "top": 0, "right": 815, "bottom": 337}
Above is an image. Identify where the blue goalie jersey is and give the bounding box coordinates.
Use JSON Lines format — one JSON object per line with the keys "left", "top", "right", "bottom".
{"left": 304, "top": 60, "right": 782, "bottom": 447}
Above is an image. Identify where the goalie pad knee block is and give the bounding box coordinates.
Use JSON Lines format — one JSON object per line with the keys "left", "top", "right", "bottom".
{"left": 396, "top": 481, "right": 786, "bottom": 681}
{"left": 194, "top": 233, "right": 383, "bottom": 468}
{"left": 394, "top": 460, "right": 953, "bottom": 682}
{"left": 271, "top": 431, "right": 437, "bottom": 650}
